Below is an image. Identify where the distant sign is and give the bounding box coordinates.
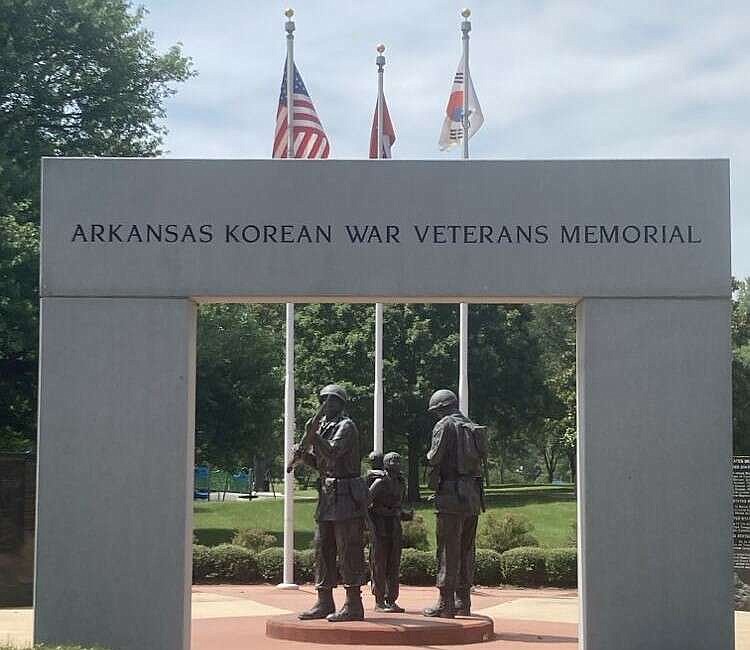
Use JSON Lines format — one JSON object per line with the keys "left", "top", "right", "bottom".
{"left": 734, "top": 456, "right": 750, "bottom": 570}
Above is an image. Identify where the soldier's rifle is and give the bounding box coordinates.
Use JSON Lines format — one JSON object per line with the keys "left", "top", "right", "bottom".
{"left": 285, "top": 402, "right": 326, "bottom": 473}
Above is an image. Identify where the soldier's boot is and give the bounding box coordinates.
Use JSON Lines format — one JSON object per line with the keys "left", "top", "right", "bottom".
{"left": 374, "top": 598, "right": 389, "bottom": 612}
{"left": 298, "top": 588, "right": 336, "bottom": 620}
{"left": 423, "top": 588, "right": 456, "bottom": 618}
{"left": 454, "top": 589, "right": 471, "bottom": 616}
{"left": 327, "top": 586, "right": 365, "bottom": 622}
{"left": 384, "top": 600, "right": 405, "bottom": 613}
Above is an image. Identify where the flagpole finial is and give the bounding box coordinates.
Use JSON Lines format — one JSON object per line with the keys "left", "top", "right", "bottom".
{"left": 461, "top": 8, "right": 471, "bottom": 36}
{"left": 285, "top": 8, "right": 295, "bottom": 36}
{"left": 376, "top": 44, "right": 386, "bottom": 72}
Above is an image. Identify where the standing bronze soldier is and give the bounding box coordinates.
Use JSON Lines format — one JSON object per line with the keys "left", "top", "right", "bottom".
{"left": 291, "top": 384, "right": 367, "bottom": 622}
{"left": 368, "top": 451, "right": 412, "bottom": 613}
{"left": 423, "top": 389, "right": 487, "bottom": 618}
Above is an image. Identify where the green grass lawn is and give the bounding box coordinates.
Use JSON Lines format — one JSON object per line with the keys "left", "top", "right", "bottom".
{"left": 194, "top": 485, "right": 577, "bottom": 549}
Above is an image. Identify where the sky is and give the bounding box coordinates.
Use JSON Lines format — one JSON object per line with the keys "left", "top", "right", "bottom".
{"left": 141, "top": 1, "right": 750, "bottom": 278}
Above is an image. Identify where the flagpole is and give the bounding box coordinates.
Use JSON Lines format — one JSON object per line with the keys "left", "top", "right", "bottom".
{"left": 374, "top": 44, "right": 385, "bottom": 455}
{"left": 285, "top": 8, "right": 295, "bottom": 158}
{"left": 279, "top": 8, "right": 298, "bottom": 590}
{"left": 376, "top": 44, "right": 385, "bottom": 159}
{"left": 374, "top": 302, "right": 384, "bottom": 455}
{"left": 461, "top": 8, "right": 471, "bottom": 161}
{"left": 459, "top": 9, "right": 471, "bottom": 415}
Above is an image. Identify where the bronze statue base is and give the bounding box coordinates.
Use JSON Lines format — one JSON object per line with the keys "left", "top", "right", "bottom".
{"left": 266, "top": 612, "right": 493, "bottom": 645}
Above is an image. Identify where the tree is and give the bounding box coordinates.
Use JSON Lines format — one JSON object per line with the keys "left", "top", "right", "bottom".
{"left": 196, "top": 305, "right": 283, "bottom": 476}
{"left": 294, "top": 303, "right": 376, "bottom": 438}
{"left": 528, "top": 304, "right": 577, "bottom": 483}
{"left": 381, "top": 304, "right": 459, "bottom": 502}
{"left": 0, "top": 207, "right": 39, "bottom": 451}
{"left": 0, "top": 0, "right": 194, "bottom": 451}
{"left": 468, "top": 305, "right": 549, "bottom": 484}
{"left": 294, "top": 303, "right": 460, "bottom": 503}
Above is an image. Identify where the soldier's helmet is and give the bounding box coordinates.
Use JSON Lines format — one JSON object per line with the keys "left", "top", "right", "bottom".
{"left": 428, "top": 389, "right": 458, "bottom": 412}
{"left": 319, "top": 383, "right": 348, "bottom": 403}
{"left": 368, "top": 451, "right": 384, "bottom": 469}
{"left": 383, "top": 452, "right": 401, "bottom": 469}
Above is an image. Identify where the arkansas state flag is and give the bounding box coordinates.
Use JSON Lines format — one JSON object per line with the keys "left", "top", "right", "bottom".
{"left": 438, "top": 53, "right": 484, "bottom": 150}
{"left": 369, "top": 94, "right": 396, "bottom": 158}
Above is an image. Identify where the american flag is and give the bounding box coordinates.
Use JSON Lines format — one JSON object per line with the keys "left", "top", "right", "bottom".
{"left": 273, "top": 60, "right": 330, "bottom": 159}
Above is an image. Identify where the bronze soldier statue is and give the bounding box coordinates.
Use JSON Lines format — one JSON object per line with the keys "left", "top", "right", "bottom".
{"left": 423, "top": 389, "right": 487, "bottom": 618}
{"left": 368, "top": 451, "right": 412, "bottom": 613}
{"left": 290, "top": 384, "right": 367, "bottom": 622}
{"left": 366, "top": 451, "right": 386, "bottom": 486}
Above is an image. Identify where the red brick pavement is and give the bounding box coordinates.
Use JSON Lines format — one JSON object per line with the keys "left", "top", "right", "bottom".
{"left": 191, "top": 585, "right": 579, "bottom": 650}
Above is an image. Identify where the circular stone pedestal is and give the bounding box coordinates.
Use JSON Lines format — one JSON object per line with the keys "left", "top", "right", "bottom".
{"left": 265, "top": 613, "right": 494, "bottom": 645}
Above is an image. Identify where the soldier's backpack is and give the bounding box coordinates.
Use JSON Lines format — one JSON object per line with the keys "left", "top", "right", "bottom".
{"left": 454, "top": 418, "right": 488, "bottom": 477}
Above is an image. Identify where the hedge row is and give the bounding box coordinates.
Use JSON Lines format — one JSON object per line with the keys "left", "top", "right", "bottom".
{"left": 193, "top": 545, "right": 576, "bottom": 587}
{"left": 193, "top": 544, "right": 317, "bottom": 583}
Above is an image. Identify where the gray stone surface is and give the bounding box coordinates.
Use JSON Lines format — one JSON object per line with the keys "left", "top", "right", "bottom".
{"left": 35, "top": 298, "right": 196, "bottom": 650}
{"left": 35, "top": 159, "right": 733, "bottom": 650}
{"left": 41, "top": 159, "right": 729, "bottom": 300}
{"left": 577, "top": 297, "right": 733, "bottom": 650}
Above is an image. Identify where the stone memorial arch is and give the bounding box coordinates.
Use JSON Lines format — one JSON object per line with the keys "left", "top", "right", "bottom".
{"left": 36, "top": 159, "right": 732, "bottom": 650}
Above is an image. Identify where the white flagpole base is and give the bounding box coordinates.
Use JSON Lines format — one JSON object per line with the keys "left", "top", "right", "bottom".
{"left": 276, "top": 582, "right": 300, "bottom": 590}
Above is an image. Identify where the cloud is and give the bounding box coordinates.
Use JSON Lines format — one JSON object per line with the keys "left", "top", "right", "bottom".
{"left": 141, "top": 0, "right": 750, "bottom": 276}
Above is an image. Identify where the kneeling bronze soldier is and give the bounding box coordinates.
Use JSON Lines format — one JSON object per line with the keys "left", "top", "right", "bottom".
{"left": 291, "top": 384, "right": 367, "bottom": 622}
{"left": 368, "top": 451, "right": 412, "bottom": 613}
{"left": 423, "top": 389, "right": 487, "bottom": 618}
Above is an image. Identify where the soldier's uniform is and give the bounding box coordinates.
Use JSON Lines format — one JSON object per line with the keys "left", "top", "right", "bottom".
{"left": 297, "top": 384, "right": 367, "bottom": 622}
{"left": 303, "top": 414, "right": 367, "bottom": 590}
{"left": 368, "top": 452, "right": 408, "bottom": 612}
{"left": 424, "top": 389, "right": 486, "bottom": 618}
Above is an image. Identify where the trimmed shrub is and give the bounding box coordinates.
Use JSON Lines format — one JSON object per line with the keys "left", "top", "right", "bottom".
{"left": 477, "top": 512, "right": 539, "bottom": 554}
{"left": 295, "top": 548, "right": 316, "bottom": 583}
{"left": 232, "top": 527, "right": 277, "bottom": 552}
{"left": 257, "top": 547, "right": 285, "bottom": 582}
{"left": 191, "top": 544, "right": 577, "bottom": 588}
{"left": 399, "top": 548, "right": 436, "bottom": 585}
{"left": 401, "top": 514, "right": 430, "bottom": 550}
{"left": 193, "top": 544, "right": 214, "bottom": 581}
{"left": 474, "top": 548, "right": 502, "bottom": 586}
{"left": 544, "top": 548, "right": 577, "bottom": 587}
{"left": 211, "top": 544, "right": 258, "bottom": 583}
{"left": 500, "top": 547, "right": 546, "bottom": 586}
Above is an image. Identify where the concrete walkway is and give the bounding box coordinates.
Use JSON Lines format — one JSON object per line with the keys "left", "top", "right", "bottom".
{"left": 1, "top": 585, "right": 746, "bottom": 649}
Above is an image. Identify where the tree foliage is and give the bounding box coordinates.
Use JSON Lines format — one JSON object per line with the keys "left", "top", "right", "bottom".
{"left": 196, "top": 305, "right": 283, "bottom": 475}
{"left": 0, "top": 0, "right": 193, "bottom": 451}
{"left": 0, "top": 0, "right": 194, "bottom": 217}
{"left": 0, "top": 208, "right": 39, "bottom": 450}
{"left": 291, "top": 303, "right": 460, "bottom": 502}
{"left": 529, "top": 304, "right": 577, "bottom": 482}
{"left": 3, "top": 2, "right": 745, "bottom": 483}
{"left": 381, "top": 304, "right": 459, "bottom": 501}
{"left": 468, "top": 305, "right": 548, "bottom": 484}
